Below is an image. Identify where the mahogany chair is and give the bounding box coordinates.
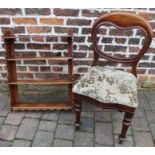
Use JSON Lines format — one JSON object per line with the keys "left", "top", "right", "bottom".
{"left": 73, "top": 12, "right": 153, "bottom": 144}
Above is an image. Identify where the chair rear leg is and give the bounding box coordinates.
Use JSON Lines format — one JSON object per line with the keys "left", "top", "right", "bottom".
{"left": 119, "top": 111, "right": 135, "bottom": 144}
{"left": 74, "top": 98, "right": 81, "bottom": 130}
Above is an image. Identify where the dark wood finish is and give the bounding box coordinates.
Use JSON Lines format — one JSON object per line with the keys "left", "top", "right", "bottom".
{"left": 74, "top": 98, "right": 81, "bottom": 130}
{"left": 119, "top": 112, "right": 135, "bottom": 144}
{"left": 67, "top": 30, "right": 73, "bottom": 105}
{"left": 4, "top": 31, "right": 19, "bottom": 110}
{"left": 4, "top": 30, "right": 73, "bottom": 111}
{"left": 74, "top": 12, "right": 153, "bottom": 144}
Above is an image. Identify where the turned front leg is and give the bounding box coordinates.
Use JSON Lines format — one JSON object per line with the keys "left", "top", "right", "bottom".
{"left": 74, "top": 99, "right": 81, "bottom": 130}
{"left": 119, "top": 111, "right": 135, "bottom": 144}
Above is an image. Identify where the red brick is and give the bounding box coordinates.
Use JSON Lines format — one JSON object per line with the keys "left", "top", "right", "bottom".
{"left": 136, "top": 29, "right": 145, "bottom": 36}
{"left": 13, "top": 18, "right": 37, "bottom": 25}
{"left": 29, "top": 66, "right": 39, "bottom": 72}
{"left": 74, "top": 36, "right": 85, "bottom": 43}
{"left": 2, "top": 43, "right": 25, "bottom": 50}
{"left": 98, "top": 60, "right": 118, "bottom": 67}
{"left": 88, "top": 53, "right": 94, "bottom": 58}
{"left": 27, "top": 43, "right": 50, "bottom": 50}
{"left": 40, "top": 66, "right": 51, "bottom": 72}
{"left": 113, "top": 53, "right": 126, "bottom": 59}
{"left": 139, "top": 62, "right": 155, "bottom": 68}
{"left": 102, "top": 37, "right": 113, "bottom": 43}
{"left": 40, "top": 18, "right": 64, "bottom": 25}
{"left": 109, "top": 29, "right": 133, "bottom": 36}
{"left": 0, "top": 59, "right": 5, "bottom": 64}
{"left": 32, "top": 36, "right": 44, "bottom": 42}
{"left": 82, "top": 28, "right": 92, "bottom": 34}
{"left": 54, "top": 9, "right": 79, "bottom": 16}
{"left": 128, "top": 38, "right": 140, "bottom": 45}
{"left": 39, "top": 52, "right": 61, "bottom": 57}
{"left": 53, "top": 44, "right": 67, "bottom": 50}
{"left": 19, "top": 35, "right": 30, "bottom": 42}
{"left": 54, "top": 27, "right": 78, "bottom": 34}
{"left": 46, "top": 36, "right": 58, "bottom": 42}
{"left": 67, "top": 19, "right": 91, "bottom": 26}
{"left": 0, "top": 8, "right": 22, "bottom": 15}
{"left": 143, "top": 55, "right": 149, "bottom": 60}
{"left": 82, "top": 9, "right": 105, "bottom": 17}
{"left": 73, "top": 52, "right": 87, "bottom": 58}
{"left": 27, "top": 26, "right": 52, "bottom": 33}
{"left": 52, "top": 66, "right": 63, "bottom": 72}
{"left": 25, "top": 8, "right": 51, "bottom": 15}
{"left": 60, "top": 37, "right": 68, "bottom": 42}
{"left": 88, "top": 36, "right": 103, "bottom": 43}
{"left": 79, "top": 45, "right": 93, "bottom": 51}
{"left": 14, "top": 43, "right": 25, "bottom": 49}
{"left": 73, "top": 74, "right": 81, "bottom": 81}
{"left": 104, "top": 45, "right": 127, "bottom": 52}
{"left": 2, "top": 26, "right": 25, "bottom": 34}
{"left": 73, "top": 60, "right": 92, "bottom": 66}
{"left": 115, "top": 38, "right": 126, "bottom": 44}
{"left": 15, "top": 52, "right": 36, "bottom": 58}
{"left": 129, "top": 47, "right": 140, "bottom": 53}
{"left": 17, "top": 66, "right": 27, "bottom": 71}
{"left": 98, "top": 28, "right": 107, "bottom": 35}
{"left": 147, "top": 48, "right": 155, "bottom": 54}
{"left": 48, "top": 60, "right": 67, "bottom": 65}
{"left": 0, "top": 18, "right": 10, "bottom": 25}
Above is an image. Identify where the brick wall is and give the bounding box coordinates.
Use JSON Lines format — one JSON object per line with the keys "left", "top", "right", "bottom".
{"left": 0, "top": 8, "right": 155, "bottom": 83}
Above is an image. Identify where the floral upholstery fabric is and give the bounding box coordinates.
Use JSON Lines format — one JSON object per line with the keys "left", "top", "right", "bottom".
{"left": 73, "top": 66, "right": 138, "bottom": 108}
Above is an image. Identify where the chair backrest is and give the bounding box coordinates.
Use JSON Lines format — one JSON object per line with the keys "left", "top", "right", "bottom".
{"left": 91, "top": 12, "right": 153, "bottom": 76}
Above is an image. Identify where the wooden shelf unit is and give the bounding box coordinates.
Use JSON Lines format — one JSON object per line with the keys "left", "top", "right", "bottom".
{"left": 4, "top": 30, "right": 73, "bottom": 111}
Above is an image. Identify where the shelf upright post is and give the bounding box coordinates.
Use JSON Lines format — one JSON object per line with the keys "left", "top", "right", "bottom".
{"left": 67, "top": 29, "right": 73, "bottom": 105}
{"left": 4, "top": 30, "right": 19, "bottom": 111}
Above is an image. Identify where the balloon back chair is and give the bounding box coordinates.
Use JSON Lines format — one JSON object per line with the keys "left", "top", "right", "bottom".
{"left": 73, "top": 12, "right": 153, "bottom": 144}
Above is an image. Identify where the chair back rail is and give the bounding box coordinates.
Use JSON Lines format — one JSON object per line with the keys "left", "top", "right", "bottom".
{"left": 91, "top": 12, "right": 153, "bottom": 76}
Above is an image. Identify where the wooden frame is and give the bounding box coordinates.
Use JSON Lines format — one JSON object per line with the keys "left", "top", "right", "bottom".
{"left": 74, "top": 12, "right": 153, "bottom": 144}
{"left": 4, "top": 30, "right": 73, "bottom": 111}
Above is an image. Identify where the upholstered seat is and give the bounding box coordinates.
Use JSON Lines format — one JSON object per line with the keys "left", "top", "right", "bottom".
{"left": 73, "top": 66, "right": 138, "bottom": 108}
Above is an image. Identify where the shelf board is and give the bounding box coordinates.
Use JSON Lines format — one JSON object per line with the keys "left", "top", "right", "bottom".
{"left": 6, "top": 56, "right": 72, "bottom": 61}
{"left": 12, "top": 102, "right": 73, "bottom": 111}
{"left": 9, "top": 79, "right": 72, "bottom": 85}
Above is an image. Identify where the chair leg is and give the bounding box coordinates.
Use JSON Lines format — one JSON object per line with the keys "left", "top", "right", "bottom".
{"left": 74, "top": 99, "right": 81, "bottom": 130}
{"left": 119, "top": 111, "right": 135, "bottom": 144}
